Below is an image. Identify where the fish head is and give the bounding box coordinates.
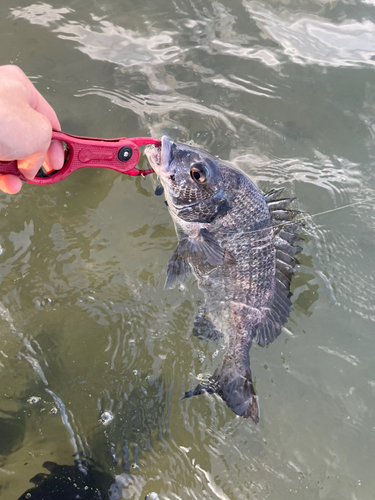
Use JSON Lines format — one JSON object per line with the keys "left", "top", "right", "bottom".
{"left": 146, "top": 136, "right": 237, "bottom": 223}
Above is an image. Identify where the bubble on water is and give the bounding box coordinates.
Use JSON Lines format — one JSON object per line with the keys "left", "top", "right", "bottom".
{"left": 50, "top": 406, "right": 58, "bottom": 414}
{"left": 132, "top": 370, "right": 138, "bottom": 376}
{"left": 178, "top": 284, "right": 186, "bottom": 292}
{"left": 33, "top": 297, "right": 53, "bottom": 310}
{"left": 146, "top": 493, "right": 160, "bottom": 500}
{"left": 41, "top": 297, "right": 53, "bottom": 307}
{"left": 0, "top": 245, "right": 4, "bottom": 256}
{"left": 100, "top": 411, "right": 114, "bottom": 426}
{"left": 27, "top": 396, "right": 41, "bottom": 404}
{"left": 198, "top": 351, "right": 205, "bottom": 363}
{"left": 33, "top": 299, "right": 42, "bottom": 310}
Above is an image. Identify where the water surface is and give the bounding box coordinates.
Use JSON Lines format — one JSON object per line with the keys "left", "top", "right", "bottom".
{"left": 1, "top": 0, "right": 375, "bottom": 498}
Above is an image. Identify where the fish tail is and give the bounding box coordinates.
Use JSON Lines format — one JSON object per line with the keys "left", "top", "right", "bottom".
{"left": 184, "top": 356, "right": 259, "bottom": 423}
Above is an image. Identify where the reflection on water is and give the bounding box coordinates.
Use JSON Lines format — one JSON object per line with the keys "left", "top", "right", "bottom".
{"left": 1, "top": 0, "right": 375, "bottom": 498}
{"left": 245, "top": 1, "right": 375, "bottom": 67}
{"left": 11, "top": 4, "right": 181, "bottom": 70}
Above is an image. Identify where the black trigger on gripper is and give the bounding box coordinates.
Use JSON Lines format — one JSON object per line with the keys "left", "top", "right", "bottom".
{"left": 36, "top": 167, "right": 50, "bottom": 178}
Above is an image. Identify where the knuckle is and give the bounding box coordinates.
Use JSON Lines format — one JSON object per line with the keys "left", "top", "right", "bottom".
{"left": 1, "top": 64, "right": 25, "bottom": 80}
{"left": 40, "top": 117, "right": 53, "bottom": 144}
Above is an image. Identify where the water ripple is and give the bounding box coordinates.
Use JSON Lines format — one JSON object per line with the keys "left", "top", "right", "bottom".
{"left": 210, "top": 39, "right": 281, "bottom": 67}
{"left": 11, "top": 3, "right": 72, "bottom": 26}
{"left": 235, "top": 154, "right": 362, "bottom": 199}
{"left": 305, "top": 197, "right": 375, "bottom": 326}
{"left": 245, "top": 1, "right": 375, "bottom": 67}
{"left": 76, "top": 86, "right": 236, "bottom": 132}
{"left": 11, "top": 5, "right": 182, "bottom": 72}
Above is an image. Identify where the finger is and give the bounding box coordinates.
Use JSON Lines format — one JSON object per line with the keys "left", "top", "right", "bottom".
{"left": 44, "top": 139, "right": 65, "bottom": 172}
{"left": 0, "top": 174, "right": 23, "bottom": 194}
{"left": 18, "top": 151, "right": 47, "bottom": 180}
{"left": 11, "top": 106, "right": 52, "bottom": 178}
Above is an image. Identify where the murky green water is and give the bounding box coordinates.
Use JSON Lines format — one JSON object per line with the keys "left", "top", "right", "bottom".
{"left": 1, "top": 0, "right": 375, "bottom": 498}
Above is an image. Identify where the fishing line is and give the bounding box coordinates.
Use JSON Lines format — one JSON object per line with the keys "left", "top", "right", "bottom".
{"left": 297, "top": 195, "right": 375, "bottom": 221}
{"left": 244, "top": 194, "right": 375, "bottom": 237}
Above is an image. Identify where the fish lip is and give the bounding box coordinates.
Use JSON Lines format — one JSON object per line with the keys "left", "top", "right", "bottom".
{"left": 158, "top": 136, "right": 202, "bottom": 210}
{"left": 158, "top": 135, "right": 177, "bottom": 181}
{"left": 160, "top": 135, "right": 172, "bottom": 173}
{"left": 146, "top": 135, "right": 174, "bottom": 179}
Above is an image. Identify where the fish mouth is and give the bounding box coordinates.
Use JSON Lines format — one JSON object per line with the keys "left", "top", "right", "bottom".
{"left": 145, "top": 136, "right": 172, "bottom": 178}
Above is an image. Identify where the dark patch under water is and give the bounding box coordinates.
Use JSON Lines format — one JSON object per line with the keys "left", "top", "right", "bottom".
{"left": 18, "top": 460, "right": 113, "bottom": 500}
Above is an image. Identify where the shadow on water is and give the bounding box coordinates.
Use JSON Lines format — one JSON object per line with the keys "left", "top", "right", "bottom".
{"left": 1, "top": 350, "right": 169, "bottom": 499}
{"left": 18, "top": 459, "right": 113, "bottom": 500}
{"left": 18, "top": 458, "right": 160, "bottom": 500}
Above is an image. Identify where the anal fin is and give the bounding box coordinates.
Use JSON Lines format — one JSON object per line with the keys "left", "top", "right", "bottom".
{"left": 183, "top": 356, "right": 259, "bottom": 423}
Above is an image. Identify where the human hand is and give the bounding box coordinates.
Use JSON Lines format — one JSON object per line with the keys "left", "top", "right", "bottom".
{"left": 0, "top": 65, "right": 64, "bottom": 194}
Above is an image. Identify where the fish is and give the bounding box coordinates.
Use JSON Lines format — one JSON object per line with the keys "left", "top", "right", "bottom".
{"left": 146, "top": 137, "right": 301, "bottom": 422}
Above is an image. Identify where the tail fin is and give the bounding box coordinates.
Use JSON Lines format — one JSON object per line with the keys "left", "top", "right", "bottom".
{"left": 184, "top": 357, "right": 259, "bottom": 423}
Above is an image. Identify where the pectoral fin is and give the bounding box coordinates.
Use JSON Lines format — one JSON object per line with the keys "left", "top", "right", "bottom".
{"left": 165, "top": 229, "right": 232, "bottom": 288}
{"left": 191, "top": 229, "right": 226, "bottom": 266}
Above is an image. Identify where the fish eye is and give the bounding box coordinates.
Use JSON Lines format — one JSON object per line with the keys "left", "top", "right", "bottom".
{"left": 190, "top": 163, "right": 207, "bottom": 184}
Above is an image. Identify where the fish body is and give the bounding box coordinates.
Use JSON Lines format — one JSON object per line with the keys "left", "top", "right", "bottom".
{"left": 146, "top": 137, "right": 301, "bottom": 422}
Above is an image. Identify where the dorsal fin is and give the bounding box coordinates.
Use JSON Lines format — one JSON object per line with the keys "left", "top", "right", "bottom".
{"left": 254, "top": 190, "right": 302, "bottom": 347}
{"left": 264, "top": 188, "right": 285, "bottom": 202}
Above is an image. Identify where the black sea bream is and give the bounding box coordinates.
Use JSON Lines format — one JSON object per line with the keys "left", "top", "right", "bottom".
{"left": 146, "top": 137, "right": 301, "bottom": 422}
